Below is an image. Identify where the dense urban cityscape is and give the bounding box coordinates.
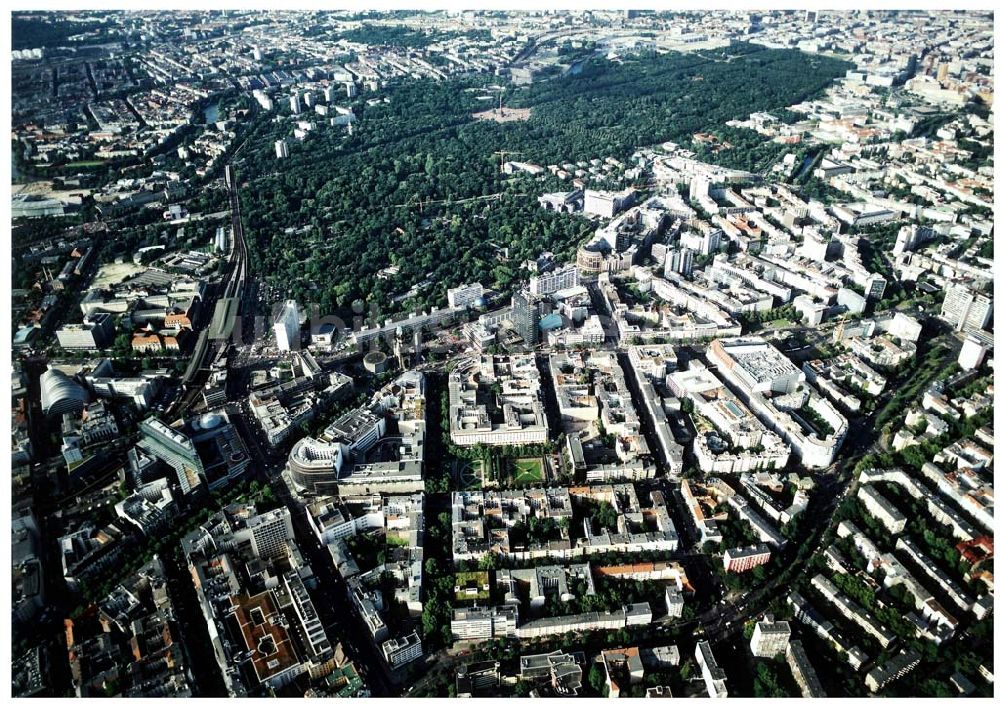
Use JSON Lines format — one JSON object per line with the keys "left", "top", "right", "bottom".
{"left": 7, "top": 8, "right": 995, "bottom": 699}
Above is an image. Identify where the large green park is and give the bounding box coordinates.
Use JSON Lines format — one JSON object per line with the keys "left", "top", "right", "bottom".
{"left": 236, "top": 43, "right": 848, "bottom": 319}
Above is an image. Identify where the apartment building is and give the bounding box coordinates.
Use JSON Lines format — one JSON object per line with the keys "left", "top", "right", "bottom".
{"left": 382, "top": 631, "right": 422, "bottom": 669}
{"left": 723, "top": 544, "right": 771, "bottom": 573}
{"left": 786, "top": 640, "right": 826, "bottom": 697}
{"left": 940, "top": 284, "right": 993, "bottom": 333}
{"left": 695, "top": 641, "right": 728, "bottom": 698}
{"left": 858, "top": 484, "right": 907, "bottom": 534}
{"left": 451, "top": 605, "right": 519, "bottom": 641}
{"left": 749, "top": 615, "right": 792, "bottom": 657}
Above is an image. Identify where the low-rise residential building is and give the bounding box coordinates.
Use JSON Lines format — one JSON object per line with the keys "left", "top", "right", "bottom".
{"left": 858, "top": 483, "right": 908, "bottom": 534}
{"left": 680, "top": 479, "right": 722, "bottom": 545}
{"left": 451, "top": 605, "right": 519, "bottom": 641}
{"left": 695, "top": 641, "right": 728, "bottom": 698}
{"left": 515, "top": 603, "right": 652, "bottom": 639}
{"left": 451, "top": 484, "right": 678, "bottom": 563}
{"left": 382, "top": 631, "right": 422, "bottom": 669}
{"left": 788, "top": 591, "right": 869, "bottom": 670}
{"left": 865, "top": 650, "right": 921, "bottom": 692}
{"left": 728, "top": 495, "right": 787, "bottom": 548}
{"left": 723, "top": 544, "right": 771, "bottom": 573}
{"left": 810, "top": 574, "right": 896, "bottom": 648}
{"left": 786, "top": 640, "right": 826, "bottom": 697}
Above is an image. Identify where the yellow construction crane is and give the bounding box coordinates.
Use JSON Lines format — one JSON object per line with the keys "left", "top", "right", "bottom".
{"left": 493, "top": 150, "right": 523, "bottom": 174}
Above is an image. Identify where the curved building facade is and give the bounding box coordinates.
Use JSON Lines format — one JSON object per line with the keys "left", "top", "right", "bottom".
{"left": 287, "top": 437, "right": 345, "bottom": 494}
{"left": 363, "top": 351, "right": 388, "bottom": 374}
{"left": 40, "top": 368, "right": 89, "bottom": 416}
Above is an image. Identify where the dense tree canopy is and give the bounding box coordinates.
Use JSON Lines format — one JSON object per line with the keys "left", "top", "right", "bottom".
{"left": 12, "top": 14, "right": 112, "bottom": 49}
{"left": 238, "top": 43, "right": 848, "bottom": 320}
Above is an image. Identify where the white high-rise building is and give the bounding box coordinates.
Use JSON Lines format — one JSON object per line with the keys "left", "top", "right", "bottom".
{"left": 680, "top": 227, "right": 722, "bottom": 256}
{"left": 702, "top": 229, "right": 723, "bottom": 256}
{"left": 273, "top": 300, "right": 300, "bottom": 351}
{"left": 290, "top": 93, "right": 302, "bottom": 114}
{"left": 665, "top": 246, "right": 695, "bottom": 277}
{"left": 664, "top": 583, "right": 685, "bottom": 618}
{"left": 865, "top": 274, "right": 887, "bottom": 301}
{"left": 447, "top": 282, "right": 484, "bottom": 309}
{"left": 690, "top": 176, "right": 719, "bottom": 215}
{"left": 940, "top": 284, "right": 993, "bottom": 333}
{"left": 253, "top": 89, "right": 273, "bottom": 111}
{"left": 750, "top": 616, "right": 792, "bottom": 657}
{"left": 887, "top": 312, "right": 922, "bottom": 343}
{"left": 244, "top": 507, "right": 295, "bottom": 560}
{"left": 275, "top": 139, "right": 289, "bottom": 159}
{"left": 583, "top": 189, "right": 634, "bottom": 218}
{"left": 892, "top": 224, "right": 935, "bottom": 257}
{"left": 529, "top": 265, "right": 579, "bottom": 296}
{"left": 958, "top": 333, "right": 991, "bottom": 371}
{"left": 799, "top": 229, "right": 830, "bottom": 262}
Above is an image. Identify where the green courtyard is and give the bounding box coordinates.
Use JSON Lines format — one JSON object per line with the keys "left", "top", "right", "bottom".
{"left": 512, "top": 457, "right": 545, "bottom": 486}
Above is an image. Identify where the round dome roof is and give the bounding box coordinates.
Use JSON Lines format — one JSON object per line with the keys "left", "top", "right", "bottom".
{"left": 197, "top": 412, "right": 223, "bottom": 430}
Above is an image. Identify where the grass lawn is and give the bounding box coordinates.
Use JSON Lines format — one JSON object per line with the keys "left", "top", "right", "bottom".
{"left": 512, "top": 457, "right": 544, "bottom": 485}
{"left": 766, "top": 318, "right": 793, "bottom": 329}
{"left": 453, "top": 571, "right": 490, "bottom": 602}
{"left": 457, "top": 460, "right": 483, "bottom": 489}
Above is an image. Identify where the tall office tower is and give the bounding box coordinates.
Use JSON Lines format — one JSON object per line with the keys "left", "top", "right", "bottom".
{"left": 137, "top": 417, "right": 205, "bottom": 495}
{"left": 512, "top": 290, "right": 541, "bottom": 346}
{"left": 958, "top": 333, "right": 991, "bottom": 371}
{"left": 665, "top": 246, "right": 695, "bottom": 277}
{"left": 394, "top": 327, "right": 406, "bottom": 370}
{"left": 273, "top": 300, "right": 301, "bottom": 351}
{"left": 865, "top": 274, "right": 887, "bottom": 301}
{"left": 941, "top": 284, "right": 993, "bottom": 333}
{"left": 245, "top": 508, "right": 295, "bottom": 560}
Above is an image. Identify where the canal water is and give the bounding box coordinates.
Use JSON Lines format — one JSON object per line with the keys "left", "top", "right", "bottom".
{"left": 792, "top": 152, "right": 817, "bottom": 181}
{"left": 203, "top": 101, "right": 220, "bottom": 124}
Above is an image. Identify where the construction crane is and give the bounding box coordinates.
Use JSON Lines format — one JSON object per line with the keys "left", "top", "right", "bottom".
{"left": 493, "top": 150, "right": 523, "bottom": 175}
